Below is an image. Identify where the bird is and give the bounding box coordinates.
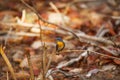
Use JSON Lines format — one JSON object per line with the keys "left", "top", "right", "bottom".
{"left": 56, "top": 37, "right": 65, "bottom": 54}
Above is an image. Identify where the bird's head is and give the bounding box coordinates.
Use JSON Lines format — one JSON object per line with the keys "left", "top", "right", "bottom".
{"left": 56, "top": 37, "right": 63, "bottom": 41}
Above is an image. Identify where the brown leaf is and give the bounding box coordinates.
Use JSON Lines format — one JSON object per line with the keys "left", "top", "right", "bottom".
{"left": 114, "top": 59, "right": 120, "bottom": 65}
{"left": 22, "top": 36, "right": 36, "bottom": 44}
{"left": 99, "top": 59, "right": 112, "bottom": 66}
{"left": 15, "top": 71, "right": 30, "bottom": 79}
{"left": 33, "top": 66, "right": 40, "bottom": 76}
{"left": 87, "top": 54, "right": 98, "bottom": 65}
{"left": 69, "top": 68, "right": 82, "bottom": 73}
{"left": 52, "top": 55, "right": 63, "bottom": 63}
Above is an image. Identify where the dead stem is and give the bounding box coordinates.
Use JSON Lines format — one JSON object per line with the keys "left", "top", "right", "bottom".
{"left": 20, "top": 1, "right": 46, "bottom": 79}
{"left": 26, "top": 49, "right": 34, "bottom": 80}
{"left": 0, "top": 45, "right": 17, "bottom": 80}
{"left": 6, "top": 71, "right": 9, "bottom": 80}
{"left": 64, "top": 0, "right": 97, "bottom": 14}
{"left": 20, "top": 0, "right": 80, "bottom": 40}
{"left": 63, "top": 49, "right": 120, "bottom": 61}
{"left": 45, "top": 50, "right": 56, "bottom": 74}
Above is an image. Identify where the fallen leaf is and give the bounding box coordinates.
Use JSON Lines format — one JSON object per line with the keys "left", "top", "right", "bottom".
{"left": 101, "top": 64, "right": 116, "bottom": 71}
{"left": 86, "top": 69, "right": 99, "bottom": 78}
{"left": 13, "top": 50, "right": 24, "bottom": 62}
{"left": 32, "top": 65, "right": 40, "bottom": 76}
{"left": 69, "top": 68, "right": 83, "bottom": 73}
{"left": 113, "top": 59, "right": 120, "bottom": 65}
{"left": 48, "top": 13, "right": 70, "bottom": 24}
{"left": 15, "top": 71, "right": 30, "bottom": 79}
{"left": 22, "top": 36, "right": 36, "bottom": 44}
{"left": 87, "top": 54, "right": 98, "bottom": 65}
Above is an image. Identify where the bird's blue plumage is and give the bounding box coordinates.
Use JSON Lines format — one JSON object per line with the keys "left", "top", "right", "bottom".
{"left": 56, "top": 37, "right": 63, "bottom": 41}
{"left": 56, "top": 37, "right": 65, "bottom": 54}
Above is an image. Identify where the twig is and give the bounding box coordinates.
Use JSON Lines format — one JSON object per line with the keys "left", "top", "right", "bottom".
{"left": 96, "top": 24, "right": 105, "bottom": 37}
{"left": 20, "top": 0, "right": 79, "bottom": 40}
{"left": 99, "top": 46, "right": 119, "bottom": 56}
{"left": 91, "top": 50, "right": 120, "bottom": 60}
{"left": 1, "top": 16, "right": 118, "bottom": 47}
{"left": 0, "top": 27, "right": 116, "bottom": 47}
{"left": 21, "top": 10, "right": 26, "bottom": 22}
{"left": 56, "top": 47, "right": 93, "bottom": 69}
{"left": 20, "top": 0, "right": 49, "bottom": 25}
{"left": 0, "top": 21, "right": 70, "bottom": 35}
{"left": 49, "top": 1, "right": 80, "bottom": 39}
{"left": 63, "top": 49, "right": 120, "bottom": 60}
{"left": 26, "top": 49, "right": 34, "bottom": 80}
{"left": 111, "top": 16, "right": 120, "bottom": 19}
{"left": 42, "top": 43, "right": 47, "bottom": 80}
{"left": 47, "top": 26, "right": 116, "bottom": 77}
{"left": 46, "top": 44, "right": 91, "bottom": 77}
{"left": 7, "top": 71, "right": 9, "bottom": 80}
{"left": 64, "top": 0, "right": 97, "bottom": 14}
{"left": 98, "top": 29, "right": 109, "bottom": 37}
{"left": 0, "top": 46, "right": 17, "bottom": 80}
{"left": 20, "top": 1, "right": 55, "bottom": 79}
{"left": 20, "top": 0, "right": 43, "bottom": 43}
{"left": 46, "top": 48, "right": 120, "bottom": 78}
{"left": 49, "top": 2, "right": 60, "bottom": 13}
{"left": 12, "top": 32, "right": 40, "bottom": 37}
{"left": 4, "top": 27, "right": 13, "bottom": 46}
{"left": 50, "top": 69, "right": 79, "bottom": 77}
{"left": 76, "top": 33, "right": 114, "bottom": 46}
{"left": 0, "top": 30, "right": 115, "bottom": 47}
{"left": 45, "top": 50, "right": 56, "bottom": 74}
{"left": 48, "top": 75, "right": 54, "bottom": 80}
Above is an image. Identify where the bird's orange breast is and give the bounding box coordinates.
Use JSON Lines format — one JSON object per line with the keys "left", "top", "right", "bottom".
{"left": 57, "top": 41, "right": 64, "bottom": 49}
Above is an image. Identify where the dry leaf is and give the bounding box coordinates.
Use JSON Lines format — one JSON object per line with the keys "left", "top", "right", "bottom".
{"left": 101, "top": 64, "right": 116, "bottom": 71}
{"left": 69, "top": 68, "right": 82, "bottom": 73}
{"left": 86, "top": 69, "right": 99, "bottom": 78}
{"left": 87, "top": 54, "right": 98, "bottom": 65}
{"left": 48, "top": 13, "right": 70, "bottom": 24}
{"left": 113, "top": 59, "right": 120, "bottom": 65}
{"left": 13, "top": 50, "right": 24, "bottom": 62}
{"left": 15, "top": 71, "right": 30, "bottom": 79}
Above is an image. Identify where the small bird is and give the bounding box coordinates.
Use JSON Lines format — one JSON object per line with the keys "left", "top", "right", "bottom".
{"left": 56, "top": 37, "right": 65, "bottom": 54}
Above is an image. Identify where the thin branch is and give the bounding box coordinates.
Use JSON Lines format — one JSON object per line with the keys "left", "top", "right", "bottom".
{"left": 46, "top": 48, "right": 120, "bottom": 78}
{"left": 63, "top": 49, "right": 120, "bottom": 60}
{"left": 0, "top": 46, "right": 17, "bottom": 80}
{"left": 26, "top": 49, "right": 35, "bottom": 80}
{"left": 0, "top": 17, "right": 118, "bottom": 47}
{"left": 4, "top": 27, "right": 13, "bottom": 46}
{"left": 96, "top": 24, "right": 105, "bottom": 37}
{"left": 99, "top": 46, "right": 119, "bottom": 56}
{"left": 20, "top": 0, "right": 79, "bottom": 40}
{"left": 20, "top": 0, "right": 43, "bottom": 43}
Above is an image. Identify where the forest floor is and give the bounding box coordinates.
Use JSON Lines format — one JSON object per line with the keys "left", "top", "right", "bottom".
{"left": 0, "top": 0, "right": 120, "bottom": 80}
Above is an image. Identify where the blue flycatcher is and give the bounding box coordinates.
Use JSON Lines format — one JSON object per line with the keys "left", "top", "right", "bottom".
{"left": 56, "top": 37, "right": 65, "bottom": 54}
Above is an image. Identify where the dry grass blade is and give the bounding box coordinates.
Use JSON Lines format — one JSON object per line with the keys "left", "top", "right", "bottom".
{"left": 0, "top": 45, "right": 17, "bottom": 80}
{"left": 45, "top": 51, "right": 55, "bottom": 74}
{"left": 42, "top": 47, "right": 47, "bottom": 80}
{"left": 26, "top": 49, "right": 35, "bottom": 80}
{"left": 7, "top": 71, "right": 9, "bottom": 80}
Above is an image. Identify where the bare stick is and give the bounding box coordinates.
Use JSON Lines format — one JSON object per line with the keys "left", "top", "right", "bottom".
{"left": 46, "top": 48, "right": 120, "bottom": 78}
{"left": 20, "top": 0, "right": 79, "bottom": 40}
{"left": 4, "top": 27, "right": 13, "bottom": 46}
{"left": 1, "top": 21, "right": 114, "bottom": 47}
{"left": 0, "top": 46, "right": 17, "bottom": 80}
{"left": 26, "top": 50, "right": 35, "bottom": 80}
